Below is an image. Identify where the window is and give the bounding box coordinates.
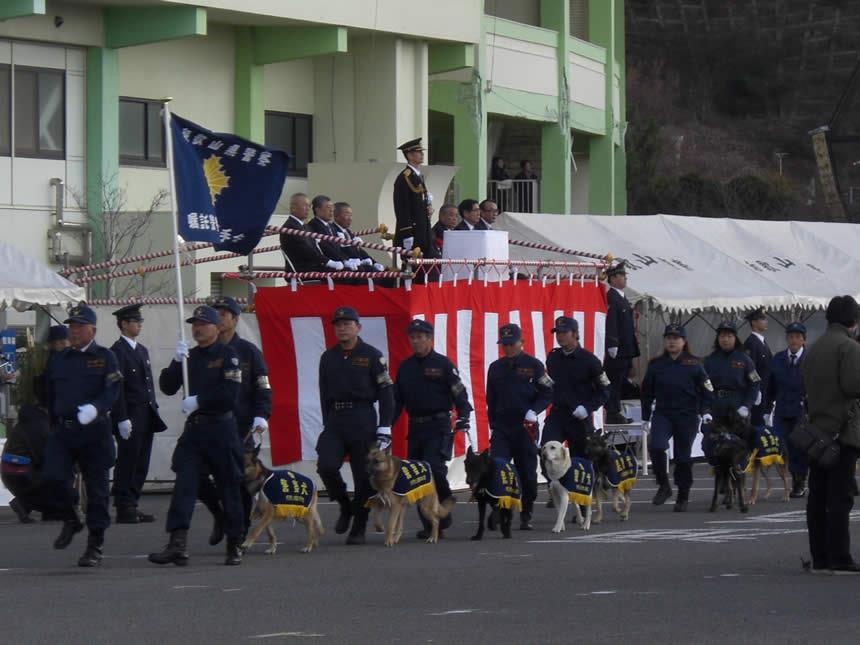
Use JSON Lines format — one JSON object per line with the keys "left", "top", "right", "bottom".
{"left": 13, "top": 66, "right": 65, "bottom": 159}
{"left": 119, "top": 97, "right": 165, "bottom": 166}
{"left": 0, "top": 65, "right": 9, "bottom": 156}
{"left": 265, "top": 111, "right": 312, "bottom": 177}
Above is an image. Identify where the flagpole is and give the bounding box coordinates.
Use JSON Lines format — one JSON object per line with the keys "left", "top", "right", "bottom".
{"left": 161, "top": 98, "right": 190, "bottom": 393}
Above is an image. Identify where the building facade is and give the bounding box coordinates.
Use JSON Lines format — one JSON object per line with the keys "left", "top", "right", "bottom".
{"left": 0, "top": 0, "right": 625, "bottom": 300}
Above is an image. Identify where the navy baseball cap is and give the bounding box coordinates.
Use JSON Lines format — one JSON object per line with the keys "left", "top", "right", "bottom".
{"left": 186, "top": 305, "right": 219, "bottom": 325}
{"left": 332, "top": 307, "right": 360, "bottom": 324}
{"left": 112, "top": 304, "right": 144, "bottom": 322}
{"left": 716, "top": 320, "right": 738, "bottom": 334}
{"left": 407, "top": 319, "right": 433, "bottom": 335}
{"left": 551, "top": 316, "right": 578, "bottom": 333}
{"left": 212, "top": 296, "right": 241, "bottom": 317}
{"left": 498, "top": 323, "right": 522, "bottom": 345}
{"left": 745, "top": 308, "right": 767, "bottom": 322}
{"left": 786, "top": 322, "right": 807, "bottom": 337}
{"left": 47, "top": 325, "right": 68, "bottom": 342}
{"left": 65, "top": 304, "right": 97, "bottom": 325}
{"left": 663, "top": 323, "right": 686, "bottom": 338}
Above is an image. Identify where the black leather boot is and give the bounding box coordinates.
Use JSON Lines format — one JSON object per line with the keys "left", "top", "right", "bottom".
{"left": 115, "top": 506, "right": 140, "bottom": 524}
{"left": 208, "top": 512, "right": 225, "bottom": 546}
{"left": 225, "top": 538, "right": 242, "bottom": 566}
{"left": 346, "top": 514, "right": 366, "bottom": 545}
{"left": 53, "top": 515, "right": 84, "bottom": 549}
{"left": 674, "top": 488, "right": 689, "bottom": 512}
{"left": 652, "top": 474, "right": 673, "bottom": 506}
{"left": 148, "top": 529, "right": 189, "bottom": 566}
{"left": 335, "top": 499, "right": 353, "bottom": 535}
{"left": 789, "top": 475, "right": 807, "bottom": 499}
{"left": 78, "top": 532, "right": 104, "bottom": 567}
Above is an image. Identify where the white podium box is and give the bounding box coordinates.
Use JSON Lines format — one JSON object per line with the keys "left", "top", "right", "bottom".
{"left": 441, "top": 230, "right": 509, "bottom": 282}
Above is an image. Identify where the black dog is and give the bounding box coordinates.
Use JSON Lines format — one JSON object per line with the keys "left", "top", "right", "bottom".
{"left": 465, "top": 447, "right": 513, "bottom": 540}
{"left": 707, "top": 413, "right": 755, "bottom": 513}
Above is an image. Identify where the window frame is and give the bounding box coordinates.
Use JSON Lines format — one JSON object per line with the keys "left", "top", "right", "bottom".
{"left": 264, "top": 110, "right": 313, "bottom": 178}
{"left": 0, "top": 63, "right": 9, "bottom": 157}
{"left": 118, "top": 96, "right": 166, "bottom": 168}
{"left": 12, "top": 65, "right": 66, "bottom": 161}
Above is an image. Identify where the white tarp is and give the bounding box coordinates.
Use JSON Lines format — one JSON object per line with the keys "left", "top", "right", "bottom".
{"left": 0, "top": 242, "right": 84, "bottom": 309}
{"left": 500, "top": 212, "right": 860, "bottom": 313}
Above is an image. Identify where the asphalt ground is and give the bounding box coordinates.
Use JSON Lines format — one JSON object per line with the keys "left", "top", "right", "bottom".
{"left": 1, "top": 464, "right": 858, "bottom": 645}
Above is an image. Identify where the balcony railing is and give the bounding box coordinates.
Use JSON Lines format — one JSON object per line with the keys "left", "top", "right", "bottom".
{"left": 487, "top": 179, "right": 539, "bottom": 213}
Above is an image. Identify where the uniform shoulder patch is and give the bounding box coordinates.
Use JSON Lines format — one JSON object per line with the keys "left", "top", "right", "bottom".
{"left": 231, "top": 357, "right": 239, "bottom": 366}
{"left": 703, "top": 378, "right": 714, "bottom": 392}
{"left": 598, "top": 371, "right": 611, "bottom": 387}
{"left": 748, "top": 370, "right": 761, "bottom": 383}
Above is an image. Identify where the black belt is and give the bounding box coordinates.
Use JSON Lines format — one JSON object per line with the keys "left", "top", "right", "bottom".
{"left": 716, "top": 390, "right": 737, "bottom": 399}
{"left": 331, "top": 401, "right": 372, "bottom": 411}
{"left": 410, "top": 411, "right": 450, "bottom": 424}
{"left": 57, "top": 418, "right": 81, "bottom": 429}
{"left": 187, "top": 411, "right": 234, "bottom": 425}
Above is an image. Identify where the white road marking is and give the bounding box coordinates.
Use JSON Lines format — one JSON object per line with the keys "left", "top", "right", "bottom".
{"left": 173, "top": 585, "right": 208, "bottom": 590}
{"left": 708, "top": 510, "right": 860, "bottom": 525}
{"left": 223, "top": 588, "right": 243, "bottom": 592}
{"left": 719, "top": 573, "right": 741, "bottom": 577}
{"left": 248, "top": 632, "right": 325, "bottom": 639}
{"left": 529, "top": 527, "right": 807, "bottom": 544}
{"left": 576, "top": 590, "right": 617, "bottom": 596}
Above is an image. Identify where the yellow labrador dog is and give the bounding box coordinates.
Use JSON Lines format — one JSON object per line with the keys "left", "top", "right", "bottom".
{"left": 540, "top": 441, "right": 594, "bottom": 533}
{"left": 366, "top": 447, "right": 454, "bottom": 546}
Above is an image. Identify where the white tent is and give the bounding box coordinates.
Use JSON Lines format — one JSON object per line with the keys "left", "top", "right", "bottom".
{"left": 0, "top": 242, "right": 84, "bottom": 309}
{"left": 500, "top": 213, "right": 860, "bottom": 313}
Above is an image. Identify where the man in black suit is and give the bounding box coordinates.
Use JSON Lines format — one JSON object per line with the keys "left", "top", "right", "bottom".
{"left": 110, "top": 304, "right": 167, "bottom": 524}
{"left": 307, "top": 195, "right": 362, "bottom": 271}
{"left": 432, "top": 204, "right": 458, "bottom": 255}
{"left": 454, "top": 199, "right": 486, "bottom": 230}
{"left": 279, "top": 192, "right": 345, "bottom": 274}
{"left": 743, "top": 308, "right": 773, "bottom": 431}
{"left": 604, "top": 262, "right": 640, "bottom": 424}
{"left": 393, "top": 138, "right": 438, "bottom": 258}
{"left": 332, "top": 202, "right": 386, "bottom": 272}
{"left": 478, "top": 200, "right": 498, "bottom": 229}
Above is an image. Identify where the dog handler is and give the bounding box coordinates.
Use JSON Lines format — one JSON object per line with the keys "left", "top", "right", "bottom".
{"left": 641, "top": 324, "right": 714, "bottom": 512}
{"left": 393, "top": 319, "right": 473, "bottom": 539}
{"left": 316, "top": 307, "right": 395, "bottom": 545}
{"left": 149, "top": 306, "right": 245, "bottom": 566}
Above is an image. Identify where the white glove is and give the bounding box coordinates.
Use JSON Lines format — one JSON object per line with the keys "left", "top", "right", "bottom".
{"left": 737, "top": 406, "right": 750, "bottom": 419}
{"left": 524, "top": 410, "right": 538, "bottom": 423}
{"left": 573, "top": 405, "right": 588, "bottom": 420}
{"left": 608, "top": 347, "right": 619, "bottom": 359}
{"left": 642, "top": 420, "right": 651, "bottom": 433}
{"left": 181, "top": 395, "right": 199, "bottom": 416}
{"left": 376, "top": 426, "right": 392, "bottom": 449}
{"left": 252, "top": 417, "right": 269, "bottom": 433}
{"left": 326, "top": 260, "right": 344, "bottom": 271}
{"left": 702, "top": 413, "right": 714, "bottom": 425}
{"left": 354, "top": 236, "right": 364, "bottom": 244}
{"left": 117, "top": 419, "right": 132, "bottom": 439}
{"left": 755, "top": 391, "right": 762, "bottom": 406}
{"left": 76, "top": 404, "right": 98, "bottom": 426}
{"left": 764, "top": 413, "right": 773, "bottom": 428}
{"left": 403, "top": 237, "right": 414, "bottom": 251}
{"left": 373, "top": 262, "right": 385, "bottom": 272}
{"left": 361, "top": 258, "right": 373, "bottom": 266}
{"left": 344, "top": 258, "right": 361, "bottom": 271}
{"left": 174, "top": 339, "right": 189, "bottom": 362}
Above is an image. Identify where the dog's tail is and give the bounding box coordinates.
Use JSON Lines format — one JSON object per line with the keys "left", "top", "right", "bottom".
{"left": 436, "top": 496, "right": 456, "bottom": 518}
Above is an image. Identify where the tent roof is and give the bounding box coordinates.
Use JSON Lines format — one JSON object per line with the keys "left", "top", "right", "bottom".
{"left": 0, "top": 242, "right": 85, "bottom": 310}
{"left": 499, "top": 213, "right": 860, "bottom": 313}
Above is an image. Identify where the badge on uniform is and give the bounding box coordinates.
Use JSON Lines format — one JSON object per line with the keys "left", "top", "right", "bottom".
{"left": 262, "top": 470, "right": 315, "bottom": 519}
{"left": 558, "top": 458, "right": 595, "bottom": 505}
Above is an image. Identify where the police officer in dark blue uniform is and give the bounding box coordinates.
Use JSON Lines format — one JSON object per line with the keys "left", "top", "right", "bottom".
{"left": 317, "top": 307, "right": 395, "bottom": 545}
{"left": 149, "top": 306, "right": 244, "bottom": 566}
{"left": 768, "top": 321, "right": 809, "bottom": 497}
{"left": 641, "top": 324, "right": 713, "bottom": 512}
{"left": 744, "top": 308, "right": 772, "bottom": 430}
{"left": 543, "top": 316, "right": 610, "bottom": 458}
{"left": 196, "top": 296, "right": 272, "bottom": 546}
{"left": 42, "top": 304, "right": 122, "bottom": 567}
{"left": 604, "top": 262, "right": 640, "bottom": 424}
{"left": 110, "top": 304, "right": 167, "bottom": 524}
{"left": 486, "top": 324, "right": 554, "bottom": 530}
{"left": 393, "top": 319, "right": 472, "bottom": 539}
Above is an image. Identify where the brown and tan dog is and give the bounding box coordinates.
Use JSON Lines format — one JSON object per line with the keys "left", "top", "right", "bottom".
{"left": 748, "top": 427, "right": 790, "bottom": 505}
{"left": 366, "top": 446, "right": 454, "bottom": 546}
{"left": 241, "top": 447, "right": 324, "bottom": 555}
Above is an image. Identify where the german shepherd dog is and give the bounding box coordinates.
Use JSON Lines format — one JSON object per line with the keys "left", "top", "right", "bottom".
{"left": 464, "top": 447, "right": 513, "bottom": 540}
{"left": 366, "top": 447, "right": 454, "bottom": 546}
{"left": 585, "top": 433, "right": 635, "bottom": 524}
{"left": 708, "top": 414, "right": 755, "bottom": 513}
{"left": 241, "top": 447, "right": 324, "bottom": 554}
{"left": 748, "top": 433, "right": 790, "bottom": 505}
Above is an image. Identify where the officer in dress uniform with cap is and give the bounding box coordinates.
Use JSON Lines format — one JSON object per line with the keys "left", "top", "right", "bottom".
{"left": 604, "top": 262, "right": 640, "bottom": 424}
{"left": 744, "top": 308, "right": 773, "bottom": 431}
{"left": 767, "top": 321, "right": 809, "bottom": 498}
{"left": 393, "top": 138, "right": 438, "bottom": 260}
{"left": 41, "top": 304, "right": 123, "bottom": 567}
{"left": 486, "top": 324, "right": 554, "bottom": 530}
{"left": 393, "top": 319, "right": 473, "bottom": 539}
{"left": 196, "top": 296, "right": 272, "bottom": 546}
{"left": 110, "top": 304, "right": 167, "bottom": 524}
{"left": 149, "top": 305, "right": 244, "bottom": 567}
{"left": 317, "top": 307, "right": 395, "bottom": 545}
{"left": 641, "top": 324, "right": 714, "bottom": 512}
{"left": 543, "top": 316, "right": 610, "bottom": 458}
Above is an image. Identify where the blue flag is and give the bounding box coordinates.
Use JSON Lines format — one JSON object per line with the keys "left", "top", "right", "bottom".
{"left": 169, "top": 113, "right": 289, "bottom": 255}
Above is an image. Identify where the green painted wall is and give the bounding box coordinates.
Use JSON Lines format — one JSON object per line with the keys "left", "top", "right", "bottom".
{"left": 0, "top": 0, "right": 44, "bottom": 20}
{"left": 234, "top": 27, "right": 264, "bottom": 141}
{"left": 85, "top": 47, "right": 118, "bottom": 234}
